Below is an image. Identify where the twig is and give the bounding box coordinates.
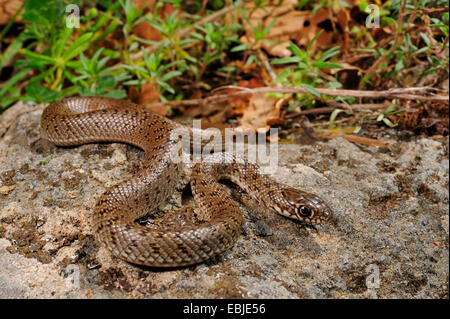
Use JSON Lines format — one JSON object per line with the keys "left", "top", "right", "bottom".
{"left": 284, "top": 103, "right": 389, "bottom": 118}
{"left": 408, "top": 7, "right": 449, "bottom": 14}
{"left": 143, "top": 85, "right": 449, "bottom": 109}
{"left": 313, "top": 133, "right": 390, "bottom": 147}
{"left": 256, "top": 49, "right": 279, "bottom": 84}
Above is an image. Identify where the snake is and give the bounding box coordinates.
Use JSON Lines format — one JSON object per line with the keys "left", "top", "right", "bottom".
{"left": 41, "top": 96, "right": 333, "bottom": 267}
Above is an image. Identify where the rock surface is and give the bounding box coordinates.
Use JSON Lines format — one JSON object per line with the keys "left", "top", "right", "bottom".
{"left": 0, "top": 101, "right": 448, "bottom": 298}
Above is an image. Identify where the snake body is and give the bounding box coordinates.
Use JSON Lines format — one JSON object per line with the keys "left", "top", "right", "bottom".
{"left": 41, "top": 96, "right": 332, "bottom": 267}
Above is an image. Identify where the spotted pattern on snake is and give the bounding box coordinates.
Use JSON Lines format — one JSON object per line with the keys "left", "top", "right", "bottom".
{"left": 41, "top": 96, "right": 333, "bottom": 267}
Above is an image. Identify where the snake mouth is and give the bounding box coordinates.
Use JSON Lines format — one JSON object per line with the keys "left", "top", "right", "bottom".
{"left": 302, "top": 214, "right": 331, "bottom": 225}
{"left": 318, "top": 205, "right": 333, "bottom": 222}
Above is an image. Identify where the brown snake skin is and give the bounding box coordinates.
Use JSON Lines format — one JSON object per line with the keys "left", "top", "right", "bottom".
{"left": 41, "top": 96, "right": 333, "bottom": 267}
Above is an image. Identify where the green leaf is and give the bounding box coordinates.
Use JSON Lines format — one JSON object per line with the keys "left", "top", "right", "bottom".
{"left": 287, "top": 42, "right": 304, "bottom": 58}
{"left": 329, "top": 109, "right": 345, "bottom": 129}
{"left": 293, "top": 62, "right": 309, "bottom": 71}
{"left": 0, "top": 87, "right": 21, "bottom": 110}
{"left": 324, "top": 81, "right": 343, "bottom": 89}
{"left": 419, "top": 66, "right": 441, "bottom": 76}
{"left": 353, "top": 48, "right": 376, "bottom": 53}
{"left": 245, "top": 54, "right": 257, "bottom": 66}
{"left": 98, "top": 74, "right": 116, "bottom": 92}
{"left": 381, "top": 16, "right": 396, "bottom": 26}
{"left": 25, "top": 84, "right": 61, "bottom": 103}
{"left": 53, "top": 27, "right": 73, "bottom": 58}
{"left": 307, "top": 29, "right": 324, "bottom": 54}
{"left": 161, "top": 70, "right": 182, "bottom": 82}
{"left": 262, "top": 19, "right": 276, "bottom": 35}
{"left": 62, "top": 67, "right": 78, "bottom": 84}
{"left": 318, "top": 46, "right": 340, "bottom": 62}
{"left": 63, "top": 32, "right": 93, "bottom": 61}
{"left": 79, "top": 52, "right": 90, "bottom": 71}
{"left": 394, "top": 59, "right": 405, "bottom": 72}
{"left": 311, "top": 61, "right": 343, "bottom": 69}
{"left": 271, "top": 56, "right": 301, "bottom": 64}
{"left": 28, "top": 66, "right": 57, "bottom": 84}
{"left": 1, "top": 35, "right": 24, "bottom": 68}
{"left": 300, "top": 84, "right": 321, "bottom": 97}
{"left": 39, "top": 155, "right": 53, "bottom": 165}
{"left": 419, "top": 32, "right": 431, "bottom": 47}
{"left": 218, "top": 66, "right": 236, "bottom": 73}
{"left": 22, "top": 50, "right": 56, "bottom": 65}
{"left": 376, "top": 113, "right": 384, "bottom": 121}
{"left": 76, "top": 82, "right": 94, "bottom": 96}
{"left": 91, "top": 47, "right": 105, "bottom": 64}
{"left": 102, "top": 89, "right": 127, "bottom": 99}
{"left": 274, "top": 69, "right": 290, "bottom": 83}
{"left": 0, "top": 68, "right": 30, "bottom": 98}
{"left": 230, "top": 44, "right": 249, "bottom": 52}
{"left": 65, "top": 60, "right": 83, "bottom": 69}
{"left": 146, "top": 18, "right": 166, "bottom": 34}
{"left": 189, "top": 65, "right": 199, "bottom": 78}
{"left": 382, "top": 117, "right": 397, "bottom": 128}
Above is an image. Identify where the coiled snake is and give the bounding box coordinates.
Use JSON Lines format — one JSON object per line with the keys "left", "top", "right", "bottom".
{"left": 41, "top": 97, "right": 332, "bottom": 267}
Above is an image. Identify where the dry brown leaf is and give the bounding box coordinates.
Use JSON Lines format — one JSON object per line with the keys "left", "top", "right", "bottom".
{"left": 139, "top": 81, "right": 160, "bottom": 104}
{"left": 128, "top": 86, "right": 141, "bottom": 104}
{"left": 292, "top": 8, "right": 333, "bottom": 50}
{"left": 0, "top": 0, "right": 23, "bottom": 25}
{"left": 131, "top": 0, "right": 175, "bottom": 41}
{"left": 240, "top": 1, "right": 332, "bottom": 57}
{"left": 182, "top": 102, "right": 229, "bottom": 125}
{"left": 181, "top": 88, "right": 228, "bottom": 120}
{"left": 239, "top": 78, "right": 265, "bottom": 89}
{"left": 226, "top": 78, "right": 265, "bottom": 112}
{"left": 226, "top": 78, "right": 285, "bottom": 133}
{"left": 139, "top": 80, "right": 170, "bottom": 116}
{"left": 236, "top": 93, "right": 282, "bottom": 133}
{"left": 314, "top": 133, "right": 390, "bottom": 147}
{"left": 336, "top": 8, "right": 350, "bottom": 54}
{"left": 328, "top": 62, "right": 363, "bottom": 75}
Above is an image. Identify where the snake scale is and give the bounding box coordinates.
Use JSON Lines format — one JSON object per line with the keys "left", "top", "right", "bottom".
{"left": 41, "top": 96, "right": 332, "bottom": 267}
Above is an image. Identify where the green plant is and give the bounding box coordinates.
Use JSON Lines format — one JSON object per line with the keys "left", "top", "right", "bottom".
{"left": 189, "top": 21, "right": 241, "bottom": 80}
{"left": 121, "top": 48, "right": 184, "bottom": 99}
{"left": 75, "top": 49, "right": 128, "bottom": 98}
{"left": 374, "top": 103, "right": 398, "bottom": 128}
{"left": 356, "top": 0, "right": 449, "bottom": 87}
{"left": 271, "top": 31, "right": 344, "bottom": 108}
{"left": 0, "top": 0, "right": 124, "bottom": 108}
{"left": 231, "top": 9, "right": 276, "bottom": 66}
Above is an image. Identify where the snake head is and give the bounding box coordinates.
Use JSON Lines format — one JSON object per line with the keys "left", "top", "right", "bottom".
{"left": 280, "top": 188, "right": 333, "bottom": 224}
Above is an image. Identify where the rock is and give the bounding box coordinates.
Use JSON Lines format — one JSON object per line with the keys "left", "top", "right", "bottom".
{"left": 0, "top": 101, "right": 448, "bottom": 298}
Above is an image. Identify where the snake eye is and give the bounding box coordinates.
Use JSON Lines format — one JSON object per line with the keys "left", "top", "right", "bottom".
{"left": 298, "top": 206, "right": 312, "bottom": 218}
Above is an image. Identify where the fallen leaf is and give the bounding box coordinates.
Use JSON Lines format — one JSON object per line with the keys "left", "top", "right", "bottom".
{"left": 140, "top": 80, "right": 170, "bottom": 116}
{"left": 0, "top": 0, "right": 23, "bottom": 25}
{"left": 139, "top": 80, "right": 160, "bottom": 104}
{"left": 236, "top": 93, "right": 282, "bottom": 133}
{"left": 240, "top": 1, "right": 333, "bottom": 57}
{"left": 336, "top": 8, "right": 350, "bottom": 53}
{"left": 314, "top": 133, "right": 390, "bottom": 147}
{"left": 131, "top": 0, "right": 175, "bottom": 41}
